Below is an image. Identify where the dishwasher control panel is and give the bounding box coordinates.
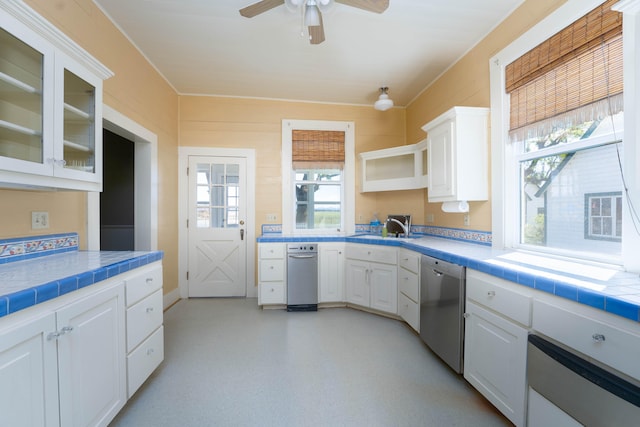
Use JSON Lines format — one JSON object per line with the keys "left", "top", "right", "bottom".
{"left": 287, "top": 244, "right": 317, "bottom": 254}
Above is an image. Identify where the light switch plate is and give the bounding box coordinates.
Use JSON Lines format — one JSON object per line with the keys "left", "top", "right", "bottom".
{"left": 32, "top": 211, "right": 49, "bottom": 229}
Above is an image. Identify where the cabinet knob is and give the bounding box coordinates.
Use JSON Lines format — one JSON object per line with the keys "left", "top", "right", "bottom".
{"left": 487, "top": 291, "right": 496, "bottom": 297}
{"left": 463, "top": 313, "right": 470, "bottom": 318}
{"left": 270, "top": 266, "right": 274, "bottom": 270}
{"left": 147, "top": 348, "right": 155, "bottom": 356}
{"left": 592, "top": 333, "right": 606, "bottom": 343}
{"left": 146, "top": 277, "right": 153, "bottom": 283}
{"left": 146, "top": 307, "right": 154, "bottom": 313}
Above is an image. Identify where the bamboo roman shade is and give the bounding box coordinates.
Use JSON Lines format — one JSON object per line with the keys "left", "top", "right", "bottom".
{"left": 292, "top": 129, "right": 345, "bottom": 169}
{"left": 506, "top": 0, "right": 623, "bottom": 141}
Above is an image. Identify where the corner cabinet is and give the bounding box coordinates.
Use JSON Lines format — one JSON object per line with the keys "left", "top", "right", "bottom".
{"left": 345, "top": 244, "right": 398, "bottom": 314}
{"left": 0, "top": 1, "right": 112, "bottom": 191}
{"left": 359, "top": 140, "right": 428, "bottom": 192}
{"left": 422, "top": 107, "right": 489, "bottom": 202}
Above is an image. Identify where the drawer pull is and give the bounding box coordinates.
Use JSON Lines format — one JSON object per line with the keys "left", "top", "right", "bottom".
{"left": 147, "top": 348, "right": 155, "bottom": 356}
{"left": 270, "top": 266, "right": 274, "bottom": 270}
{"left": 146, "top": 278, "right": 153, "bottom": 283}
{"left": 487, "top": 291, "right": 496, "bottom": 297}
{"left": 146, "top": 307, "right": 154, "bottom": 313}
{"left": 592, "top": 333, "right": 606, "bottom": 343}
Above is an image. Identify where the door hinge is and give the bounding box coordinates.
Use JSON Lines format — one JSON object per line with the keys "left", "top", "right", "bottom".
{"left": 186, "top": 271, "right": 189, "bottom": 280}
{"left": 186, "top": 167, "right": 189, "bottom": 176}
{"left": 186, "top": 219, "right": 189, "bottom": 228}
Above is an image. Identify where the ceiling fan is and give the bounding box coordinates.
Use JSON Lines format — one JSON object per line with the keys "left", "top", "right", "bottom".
{"left": 239, "top": 0, "right": 389, "bottom": 45}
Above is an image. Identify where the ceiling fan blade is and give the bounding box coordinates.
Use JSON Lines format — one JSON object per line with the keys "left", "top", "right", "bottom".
{"left": 239, "top": 0, "right": 284, "bottom": 18}
{"left": 309, "top": 11, "right": 325, "bottom": 44}
{"left": 335, "top": 0, "right": 389, "bottom": 13}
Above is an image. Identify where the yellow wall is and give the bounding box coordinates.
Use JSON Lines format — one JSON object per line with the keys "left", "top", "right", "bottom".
{"left": 179, "top": 96, "right": 413, "bottom": 239}
{"left": 0, "top": 0, "right": 573, "bottom": 297}
{"left": 2, "top": 0, "right": 181, "bottom": 295}
{"left": 407, "top": 0, "right": 568, "bottom": 231}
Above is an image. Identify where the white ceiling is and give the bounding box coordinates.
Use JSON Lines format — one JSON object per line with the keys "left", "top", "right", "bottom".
{"left": 93, "top": 0, "right": 524, "bottom": 107}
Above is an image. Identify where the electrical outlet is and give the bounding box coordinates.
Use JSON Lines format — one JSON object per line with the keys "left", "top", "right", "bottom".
{"left": 32, "top": 211, "right": 49, "bottom": 229}
{"left": 463, "top": 213, "right": 470, "bottom": 226}
{"left": 426, "top": 214, "right": 434, "bottom": 223}
{"left": 266, "top": 213, "right": 277, "bottom": 221}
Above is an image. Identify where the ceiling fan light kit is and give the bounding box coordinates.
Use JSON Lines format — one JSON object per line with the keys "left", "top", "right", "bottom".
{"left": 240, "top": 0, "right": 389, "bottom": 45}
{"left": 374, "top": 87, "right": 394, "bottom": 111}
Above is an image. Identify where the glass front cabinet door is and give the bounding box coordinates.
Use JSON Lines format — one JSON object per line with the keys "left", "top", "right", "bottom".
{"left": 0, "top": 3, "right": 109, "bottom": 191}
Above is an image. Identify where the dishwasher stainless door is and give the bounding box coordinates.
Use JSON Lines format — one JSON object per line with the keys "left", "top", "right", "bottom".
{"left": 286, "top": 243, "right": 318, "bottom": 312}
{"left": 527, "top": 334, "right": 640, "bottom": 426}
{"left": 420, "top": 255, "right": 466, "bottom": 373}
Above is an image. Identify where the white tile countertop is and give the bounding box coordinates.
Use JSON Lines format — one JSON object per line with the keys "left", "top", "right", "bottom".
{"left": 259, "top": 233, "right": 640, "bottom": 322}
{"left": 0, "top": 250, "right": 163, "bottom": 317}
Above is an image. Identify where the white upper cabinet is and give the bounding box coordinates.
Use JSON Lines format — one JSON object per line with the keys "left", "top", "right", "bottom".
{"left": 359, "top": 140, "right": 428, "bottom": 192}
{"left": 422, "top": 106, "right": 489, "bottom": 202}
{"left": 0, "top": 1, "right": 112, "bottom": 191}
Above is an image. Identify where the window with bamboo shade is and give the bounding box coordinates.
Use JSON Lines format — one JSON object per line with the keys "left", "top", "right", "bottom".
{"left": 292, "top": 129, "right": 345, "bottom": 169}
{"left": 502, "top": 0, "right": 626, "bottom": 264}
{"left": 506, "top": 0, "right": 622, "bottom": 141}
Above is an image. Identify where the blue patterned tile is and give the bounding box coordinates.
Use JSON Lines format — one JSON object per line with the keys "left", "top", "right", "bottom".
{"left": 35, "top": 281, "right": 59, "bottom": 303}
{"left": 605, "top": 297, "right": 640, "bottom": 321}
{"left": 577, "top": 288, "right": 606, "bottom": 310}
{"left": 8, "top": 288, "right": 36, "bottom": 313}
{"left": 0, "top": 233, "right": 78, "bottom": 264}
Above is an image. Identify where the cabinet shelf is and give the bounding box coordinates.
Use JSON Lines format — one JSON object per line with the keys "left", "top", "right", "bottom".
{"left": 63, "top": 102, "right": 91, "bottom": 120}
{"left": 359, "top": 140, "right": 428, "bottom": 192}
{"left": 63, "top": 139, "right": 92, "bottom": 153}
{"left": 0, "top": 70, "right": 40, "bottom": 94}
{"left": 0, "top": 118, "right": 41, "bottom": 136}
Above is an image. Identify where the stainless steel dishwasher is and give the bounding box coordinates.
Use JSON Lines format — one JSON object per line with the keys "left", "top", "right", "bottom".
{"left": 420, "top": 255, "right": 466, "bottom": 373}
{"left": 286, "top": 243, "right": 318, "bottom": 312}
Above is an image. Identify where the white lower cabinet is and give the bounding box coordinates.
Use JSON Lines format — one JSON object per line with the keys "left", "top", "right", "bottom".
{"left": 258, "top": 243, "right": 286, "bottom": 305}
{"left": 319, "top": 243, "right": 345, "bottom": 303}
{"left": 397, "top": 249, "right": 420, "bottom": 332}
{"left": 56, "top": 283, "right": 126, "bottom": 427}
{"left": 464, "top": 270, "right": 531, "bottom": 427}
{"left": 0, "top": 261, "right": 164, "bottom": 427}
{"left": 345, "top": 245, "right": 397, "bottom": 314}
{"left": 0, "top": 280, "right": 126, "bottom": 427}
{"left": 124, "top": 264, "right": 164, "bottom": 398}
{"left": 0, "top": 312, "right": 59, "bottom": 427}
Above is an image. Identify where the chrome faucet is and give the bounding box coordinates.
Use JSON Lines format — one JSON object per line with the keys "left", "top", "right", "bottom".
{"left": 387, "top": 217, "right": 410, "bottom": 237}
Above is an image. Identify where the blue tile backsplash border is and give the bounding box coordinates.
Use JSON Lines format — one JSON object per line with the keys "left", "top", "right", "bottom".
{"left": 0, "top": 233, "right": 78, "bottom": 264}
{"left": 261, "top": 224, "right": 492, "bottom": 246}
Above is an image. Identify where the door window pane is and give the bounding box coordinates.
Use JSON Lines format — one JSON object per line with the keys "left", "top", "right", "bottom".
{"left": 195, "top": 162, "right": 241, "bottom": 228}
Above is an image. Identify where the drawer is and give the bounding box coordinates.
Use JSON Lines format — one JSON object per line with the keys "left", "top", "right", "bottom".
{"left": 127, "top": 325, "right": 164, "bottom": 398}
{"left": 399, "top": 292, "right": 419, "bottom": 332}
{"left": 398, "top": 268, "right": 419, "bottom": 303}
{"left": 259, "top": 282, "right": 285, "bottom": 305}
{"left": 533, "top": 299, "right": 640, "bottom": 381}
{"left": 345, "top": 244, "right": 397, "bottom": 265}
{"left": 259, "top": 244, "right": 284, "bottom": 259}
{"left": 466, "top": 270, "right": 532, "bottom": 327}
{"left": 259, "top": 260, "right": 285, "bottom": 281}
{"left": 127, "top": 289, "right": 163, "bottom": 352}
{"left": 125, "top": 264, "right": 163, "bottom": 307}
{"left": 399, "top": 249, "right": 420, "bottom": 274}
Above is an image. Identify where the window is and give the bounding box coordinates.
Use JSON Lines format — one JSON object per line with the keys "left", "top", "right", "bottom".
{"left": 196, "top": 162, "right": 240, "bottom": 228}
{"left": 282, "top": 120, "right": 355, "bottom": 235}
{"left": 490, "top": 0, "right": 640, "bottom": 267}
{"left": 586, "top": 192, "right": 623, "bottom": 241}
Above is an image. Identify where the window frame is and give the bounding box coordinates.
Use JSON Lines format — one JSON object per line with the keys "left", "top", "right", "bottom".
{"left": 490, "top": 0, "right": 640, "bottom": 271}
{"left": 281, "top": 119, "right": 355, "bottom": 235}
{"left": 585, "top": 191, "right": 623, "bottom": 241}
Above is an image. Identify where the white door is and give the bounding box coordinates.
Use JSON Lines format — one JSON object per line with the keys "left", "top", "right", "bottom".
{"left": 188, "top": 156, "right": 247, "bottom": 297}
